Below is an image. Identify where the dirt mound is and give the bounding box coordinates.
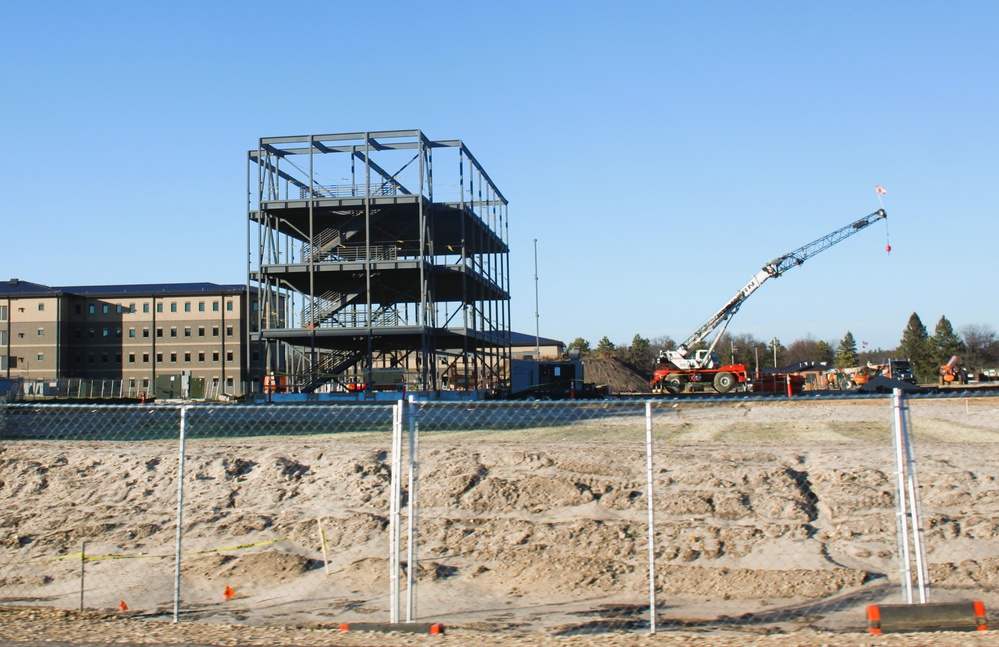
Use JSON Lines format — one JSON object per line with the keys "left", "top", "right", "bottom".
{"left": 582, "top": 357, "right": 652, "bottom": 394}
{"left": 3, "top": 399, "right": 999, "bottom": 633}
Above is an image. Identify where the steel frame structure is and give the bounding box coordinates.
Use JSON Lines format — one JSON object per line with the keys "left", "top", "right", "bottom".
{"left": 247, "top": 130, "right": 510, "bottom": 394}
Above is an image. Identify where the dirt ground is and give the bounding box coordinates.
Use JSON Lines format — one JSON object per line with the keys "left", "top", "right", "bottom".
{"left": 1, "top": 396, "right": 998, "bottom": 645}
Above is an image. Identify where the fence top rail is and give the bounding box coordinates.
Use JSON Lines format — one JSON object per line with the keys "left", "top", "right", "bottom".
{"left": 2, "top": 403, "right": 398, "bottom": 411}
{"left": 3, "top": 390, "right": 994, "bottom": 412}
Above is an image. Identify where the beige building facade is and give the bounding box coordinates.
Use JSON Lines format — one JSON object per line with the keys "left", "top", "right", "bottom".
{"left": 1, "top": 279, "right": 265, "bottom": 397}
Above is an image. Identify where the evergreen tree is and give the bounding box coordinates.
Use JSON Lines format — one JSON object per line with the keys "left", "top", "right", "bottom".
{"left": 567, "top": 337, "right": 590, "bottom": 355}
{"left": 834, "top": 331, "right": 858, "bottom": 368}
{"left": 627, "top": 334, "right": 653, "bottom": 374}
{"left": 932, "top": 315, "right": 966, "bottom": 367}
{"left": 899, "top": 313, "right": 933, "bottom": 382}
{"left": 815, "top": 340, "right": 835, "bottom": 365}
{"left": 595, "top": 336, "right": 616, "bottom": 358}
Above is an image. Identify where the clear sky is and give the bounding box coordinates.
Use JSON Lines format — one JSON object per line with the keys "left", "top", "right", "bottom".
{"left": 3, "top": 1, "right": 996, "bottom": 351}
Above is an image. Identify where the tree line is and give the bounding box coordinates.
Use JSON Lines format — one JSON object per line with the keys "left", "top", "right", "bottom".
{"left": 567, "top": 314, "right": 999, "bottom": 384}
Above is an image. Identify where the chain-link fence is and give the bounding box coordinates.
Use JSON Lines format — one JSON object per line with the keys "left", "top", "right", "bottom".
{"left": 1, "top": 394, "right": 998, "bottom": 637}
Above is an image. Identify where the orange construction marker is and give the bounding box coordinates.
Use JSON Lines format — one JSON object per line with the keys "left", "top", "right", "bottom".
{"left": 223, "top": 585, "right": 235, "bottom": 601}
{"left": 118, "top": 600, "right": 129, "bottom": 613}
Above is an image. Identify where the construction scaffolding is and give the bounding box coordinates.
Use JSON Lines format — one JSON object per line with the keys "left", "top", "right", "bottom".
{"left": 247, "top": 130, "right": 511, "bottom": 395}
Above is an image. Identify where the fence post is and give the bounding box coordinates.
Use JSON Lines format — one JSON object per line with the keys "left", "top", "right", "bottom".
{"left": 406, "top": 395, "right": 419, "bottom": 622}
{"left": 645, "top": 401, "right": 657, "bottom": 634}
{"left": 389, "top": 400, "right": 403, "bottom": 623}
{"left": 891, "top": 388, "right": 929, "bottom": 604}
{"left": 173, "top": 405, "right": 189, "bottom": 622}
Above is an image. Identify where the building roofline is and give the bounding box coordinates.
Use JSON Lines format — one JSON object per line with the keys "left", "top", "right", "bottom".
{"left": 0, "top": 280, "right": 247, "bottom": 299}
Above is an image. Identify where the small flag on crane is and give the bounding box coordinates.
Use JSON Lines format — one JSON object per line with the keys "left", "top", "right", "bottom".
{"left": 875, "top": 185, "right": 887, "bottom": 195}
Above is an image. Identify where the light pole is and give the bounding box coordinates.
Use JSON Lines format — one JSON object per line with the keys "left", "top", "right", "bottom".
{"left": 533, "top": 239, "right": 540, "bottom": 360}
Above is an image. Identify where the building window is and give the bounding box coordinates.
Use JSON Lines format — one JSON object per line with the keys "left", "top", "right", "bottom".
{"left": 156, "top": 303, "right": 163, "bottom": 313}
{"left": 73, "top": 353, "right": 81, "bottom": 364}
{"left": 128, "top": 328, "right": 136, "bottom": 338}
{"left": 130, "top": 303, "right": 136, "bottom": 313}
{"left": 212, "top": 351, "right": 220, "bottom": 362}
{"left": 75, "top": 304, "right": 82, "bottom": 315}
{"left": 88, "top": 328, "right": 96, "bottom": 339}
{"left": 88, "top": 354, "right": 95, "bottom": 364}
{"left": 38, "top": 353, "right": 45, "bottom": 361}
{"left": 0, "top": 330, "right": 6, "bottom": 345}
{"left": 128, "top": 354, "right": 135, "bottom": 364}
{"left": 227, "top": 301, "right": 233, "bottom": 311}
{"left": 170, "top": 303, "right": 177, "bottom": 313}
{"left": 0, "top": 305, "right": 6, "bottom": 320}
{"left": 101, "top": 353, "right": 108, "bottom": 363}
{"left": 143, "top": 353, "right": 149, "bottom": 363}
{"left": 252, "top": 301, "right": 259, "bottom": 312}
{"left": 0, "top": 356, "right": 6, "bottom": 371}
{"left": 184, "top": 352, "right": 191, "bottom": 362}
{"left": 156, "top": 353, "right": 163, "bottom": 363}
{"left": 102, "top": 328, "right": 109, "bottom": 338}
{"left": 212, "top": 327, "right": 219, "bottom": 337}
{"left": 116, "top": 305, "right": 123, "bottom": 314}
{"left": 184, "top": 327, "right": 191, "bottom": 337}
{"left": 37, "top": 328, "right": 44, "bottom": 336}
{"left": 38, "top": 303, "right": 45, "bottom": 311}
{"left": 129, "top": 379, "right": 136, "bottom": 389}
{"left": 226, "top": 351, "right": 234, "bottom": 362}
{"left": 142, "top": 379, "right": 149, "bottom": 388}
{"left": 89, "top": 304, "right": 96, "bottom": 314}
{"left": 226, "top": 377, "right": 234, "bottom": 389}
{"left": 143, "top": 328, "right": 149, "bottom": 338}
{"left": 213, "top": 301, "right": 219, "bottom": 312}
{"left": 198, "top": 302, "right": 205, "bottom": 312}
{"left": 170, "top": 328, "right": 177, "bottom": 338}
{"left": 226, "top": 326, "right": 233, "bottom": 336}
{"left": 115, "top": 353, "right": 121, "bottom": 363}
{"left": 116, "top": 328, "right": 122, "bottom": 338}
{"left": 156, "top": 328, "right": 163, "bottom": 338}
{"left": 143, "top": 303, "right": 150, "bottom": 313}
{"left": 184, "top": 302, "right": 191, "bottom": 312}
{"left": 170, "top": 353, "right": 177, "bottom": 362}
{"left": 102, "top": 304, "right": 109, "bottom": 314}
{"left": 198, "top": 327, "right": 205, "bottom": 337}
{"left": 198, "top": 352, "right": 205, "bottom": 362}
{"left": 73, "top": 328, "right": 81, "bottom": 339}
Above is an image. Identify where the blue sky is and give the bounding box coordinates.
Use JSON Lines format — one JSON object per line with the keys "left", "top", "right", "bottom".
{"left": 3, "top": 1, "right": 996, "bottom": 351}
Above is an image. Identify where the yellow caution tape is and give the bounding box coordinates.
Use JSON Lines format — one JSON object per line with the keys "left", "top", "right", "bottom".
{"left": 2, "top": 537, "right": 289, "bottom": 566}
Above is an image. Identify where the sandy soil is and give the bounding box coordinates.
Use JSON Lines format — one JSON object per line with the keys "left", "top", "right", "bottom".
{"left": 1, "top": 396, "right": 998, "bottom": 644}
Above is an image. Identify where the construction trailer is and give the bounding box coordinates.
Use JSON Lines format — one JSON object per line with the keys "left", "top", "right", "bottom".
{"left": 247, "top": 131, "right": 511, "bottom": 396}
{"left": 508, "top": 358, "right": 605, "bottom": 399}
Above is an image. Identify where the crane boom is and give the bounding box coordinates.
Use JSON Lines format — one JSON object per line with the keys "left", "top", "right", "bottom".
{"left": 667, "top": 209, "right": 887, "bottom": 369}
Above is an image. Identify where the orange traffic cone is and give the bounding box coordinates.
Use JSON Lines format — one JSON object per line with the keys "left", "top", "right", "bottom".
{"left": 223, "top": 585, "right": 235, "bottom": 601}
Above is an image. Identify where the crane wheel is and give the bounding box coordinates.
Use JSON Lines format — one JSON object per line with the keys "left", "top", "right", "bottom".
{"left": 714, "top": 372, "right": 736, "bottom": 393}
{"left": 665, "top": 374, "right": 685, "bottom": 394}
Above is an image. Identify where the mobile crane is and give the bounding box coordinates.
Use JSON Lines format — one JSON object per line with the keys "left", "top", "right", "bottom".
{"left": 651, "top": 209, "right": 887, "bottom": 394}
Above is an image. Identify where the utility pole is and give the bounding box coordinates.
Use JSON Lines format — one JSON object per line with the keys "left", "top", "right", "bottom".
{"left": 534, "top": 239, "right": 540, "bottom": 360}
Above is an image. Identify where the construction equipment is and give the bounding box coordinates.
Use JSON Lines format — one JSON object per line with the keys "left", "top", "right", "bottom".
{"left": 940, "top": 355, "right": 968, "bottom": 385}
{"left": 651, "top": 209, "right": 888, "bottom": 394}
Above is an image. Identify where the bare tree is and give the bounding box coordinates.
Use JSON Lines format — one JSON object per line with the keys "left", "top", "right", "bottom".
{"left": 960, "top": 323, "right": 998, "bottom": 372}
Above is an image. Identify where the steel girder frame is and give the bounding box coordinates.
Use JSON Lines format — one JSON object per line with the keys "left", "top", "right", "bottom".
{"left": 246, "top": 130, "right": 511, "bottom": 395}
